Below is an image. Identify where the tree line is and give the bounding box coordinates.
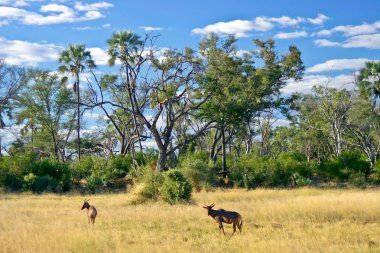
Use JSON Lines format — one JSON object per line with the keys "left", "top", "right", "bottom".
{"left": 0, "top": 31, "right": 379, "bottom": 194}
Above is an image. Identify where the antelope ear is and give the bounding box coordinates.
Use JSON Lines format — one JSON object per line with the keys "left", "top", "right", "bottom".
{"left": 202, "top": 205, "right": 208, "bottom": 209}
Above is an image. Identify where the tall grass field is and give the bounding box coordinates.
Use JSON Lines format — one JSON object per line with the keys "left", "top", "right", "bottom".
{"left": 1, "top": 188, "right": 380, "bottom": 253}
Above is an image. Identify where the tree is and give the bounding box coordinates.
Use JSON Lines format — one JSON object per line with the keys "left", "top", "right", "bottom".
{"left": 198, "top": 35, "right": 304, "bottom": 174}
{"left": 107, "top": 31, "right": 145, "bottom": 152}
{"left": 58, "top": 44, "right": 96, "bottom": 160}
{"left": 0, "top": 59, "right": 27, "bottom": 155}
{"left": 358, "top": 61, "right": 380, "bottom": 113}
{"left": 86, "top": 31, "right": 212, "bottom": 171}
{"left": 15, "top": 70, "right": 76, "bottom": 160}
{"left": 347, "top": 93, "right": 380, "bottom": 171}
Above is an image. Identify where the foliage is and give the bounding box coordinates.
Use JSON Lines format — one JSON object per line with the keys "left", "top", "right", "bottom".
{"left": 231, "top": 152, "right": 312, "bottom": 188}
{"left": 179, "top": 152, "right": 214, "bottom": 191}
{"left": 160, "top": 170, "right": 192, "bottom": 204}
{"left": 27, "top": 159, "right": 71, "bottom": 192}
{"left": 319, "top": 152, "right": 371, "bottom": 180}
{"left": 139, "top": 167, "right": 164, "bottom": 200}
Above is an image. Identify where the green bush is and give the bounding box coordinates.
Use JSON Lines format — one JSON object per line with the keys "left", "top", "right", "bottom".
{"left": 179, "top": 156, "right": 213, "bottom": 192}
{"left": 292, "top": 172, "right": 312, "bottom": 186}
{"left": 34, "top": 175, "right": 58, "bottom": 193}
{"left": 160, "top": 170, "right": 192, "bottom": 204}
{"left": 70, "top": 156, "right": 94, "bottom": 182}
{"left": 86, "top": 173, "right": 105, "bottom": 194}
{"left": 319, "top": 152, "right": 371, "bottom": 180}
{"left": 348, "top": 171, "right": 367, "bottom": 188}
{"left": 231, "top": 152, "right": 312, "bottom": 188}
{"left": 23, "top": 173, "right": 37, "bottom": 191}
{"left": 28, "top": 159, "right": 71, "bottom": 192}
{"left": 139, "top": 168, "right": 164, "bottom": 200}
{"left": 106, "top": 155, "right": 132, "bottom": 179}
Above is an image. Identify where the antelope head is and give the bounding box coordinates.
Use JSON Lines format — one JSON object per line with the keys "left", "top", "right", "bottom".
{"left": 81, "top": 199, "right": 90, "bottom": 210}
{"left": 203, "top": 203, "right": 215, "bottom": 215}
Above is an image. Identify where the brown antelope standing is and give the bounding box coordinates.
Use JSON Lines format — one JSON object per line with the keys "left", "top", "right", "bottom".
{"left": 81, "top": 199, "right": 97, "bottom": 225}
{"left": 203, "top": 203, "right": 243, "bottom": 236}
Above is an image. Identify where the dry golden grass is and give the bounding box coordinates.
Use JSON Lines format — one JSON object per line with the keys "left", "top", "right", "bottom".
{"left": 1, "top": 188, "right": 380, "bottom": 253}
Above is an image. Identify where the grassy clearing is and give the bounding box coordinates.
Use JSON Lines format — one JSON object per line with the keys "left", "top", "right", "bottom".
{"left": 1, "top": 188, "right": 380, "bottom": 253}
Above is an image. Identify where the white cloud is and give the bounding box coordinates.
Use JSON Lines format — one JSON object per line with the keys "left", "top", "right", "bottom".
{"left": 306, "top": 58, "right": 374, "bottom": 73}
{"left": 74, "top": 1, "right": 113, "bottom": 11}
{"left": 314, "top": 39, "right": 341, "bottom": 47}
{"left": 314, "top": 33, "right": 380, "bottom": 49}
{"left": 0, "top": 1, "right": 113, "bottom": 26}
{"left": 192, "top": 19, "right": 270, "bottom": 38}
{"left": 0, "top": 0, "right": 43, "bottom": 7}
{"left": 140, "top": 26, "right": 163, "bottom": 31}
{"left": 0, "top": 37, "right": 60, "bottom": 66}
{"left": 274, "top": 31, "right": 307, "bottom": 39}
{"left": 88, "top": 47, "right": 110, "bottom": 65}
{"left": 268, "top": 16, "right": 304, "bottom": 26}
{"left": 282, "top": 74, "right": 356, "bottom": 95}
{"left": 307, "top": 14, "right": 330, "bottom": 25}
{"left": 192, "top": 14, "right": 329, "bottom": 37}
{"left": 73, "top": 23, "right": 111, "bottom": 30}
{"left": 342, "top": 33, "right": 380, "bottom": 49}
{"left": 236, "top": 50, "right": 250, "bottom": 58}
{"left": 316, "top": 20, "right": 380, "bottom": 37}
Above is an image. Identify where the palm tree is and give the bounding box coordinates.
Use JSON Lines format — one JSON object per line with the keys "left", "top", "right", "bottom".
{"left": 358, "top": 61, "right": 380, "bottom": 113}
{"left": 58, "top": 44, "right": 96, "bottom": 160}
{"left": 107, "top": 31, "right": 144, "bottom": 152}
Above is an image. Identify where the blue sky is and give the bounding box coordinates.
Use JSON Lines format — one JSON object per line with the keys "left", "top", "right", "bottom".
{"left": 0, "top": 0, "right": 379, "bottom": 145}
{"left": 0, "top": 0, "right": 379, "bottom": 89}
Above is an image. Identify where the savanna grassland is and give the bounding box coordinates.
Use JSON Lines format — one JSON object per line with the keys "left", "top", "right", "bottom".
{"left": 1, "top": 188, "right": 380, "bottom": 253}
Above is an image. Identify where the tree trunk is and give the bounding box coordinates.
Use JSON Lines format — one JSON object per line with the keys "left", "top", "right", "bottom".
{"left": 76, "top": 74, "right": 81, "bottom": 160}
{"left": 221, "top": 127, "right": 227, "bottom": 176}
{"left": 210, "top": 129, "right": 221, "bottom": 164}
{"left": 157, "top": 149, "right": 167, "bottom": 172}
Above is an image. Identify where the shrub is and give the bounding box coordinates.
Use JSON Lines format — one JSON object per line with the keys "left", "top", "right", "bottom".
{"left": 23, "top": 173, "right": 37, "bottom": 191}
{"left": 179, "top": 156, "right": 212, "bottom": 192}
{"left": 86, "top": 173, "right": 105, "bottom": 194}
{"left": 106, "top": 155, "right": 132, "bottom": 179}
{"left": 139, "top": 168, "right": 164, "bottom": 200}
{"left": 292, "top": 173, "right": 312, "bottom": 187}
{"left": 28, "top": 159, "right": 71, "bottom": 192}
{"left": 33, "top": 175, "right": 58, "bottom": 193}
{"left": 70, "top": 156, "right": 93, "bottom": 182}
{"left": 319, "top": 152, "right": 371, "bottom": 180}
{"left": 231, "top": 152, "right": 312, "bottom": 188}
{"left": 348, "top": 171, "right": 367, "bottom": 188}
{"left": 160, "top": 170, "right": 192, "bottom": 204}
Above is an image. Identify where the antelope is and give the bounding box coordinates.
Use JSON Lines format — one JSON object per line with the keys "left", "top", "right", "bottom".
{"left": 81, "top": 199, "right": 97, "bottom": 225}
{"left": 203, "top": 203, "right": 243, "bottom": 236}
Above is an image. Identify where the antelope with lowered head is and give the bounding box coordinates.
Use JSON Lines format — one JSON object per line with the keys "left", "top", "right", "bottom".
{"left": 203, "top": 203, "right": 243, "bottom": 236}
{"left": 81, "top": 199, "right": 97, "bottom": 225}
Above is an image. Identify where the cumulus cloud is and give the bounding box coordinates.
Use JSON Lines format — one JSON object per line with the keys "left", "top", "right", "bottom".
{"left": 282, "top": 74, "right": 356, "bottom": 95}
{"left": 306, "top": 58, "right": 375, "bottom": 73}
{"left": 314, "top": 33, "right": 380, "bottom": 49}
{"left": 342, "top": 33, "right": 380, "bottom": 49}
{"left": 140, "top": 26, "right": 163, "bottom": 31}
{"left": 315, "top": 22, "right": 379, "bottom": 37}
{"left": 307, "top": 14, "right": 330, "bottom": 25}
{"left": 73, "top": 23, "right": 111, "bottom": 30}
{"left": 274, "top": 31, "right": 307, "bottom": 39}
{"left": 74, "top": 1, "right": 113, "bottom": 11}
{"left": 88, "top": 47, "right": 110, "bottom": 66}
{"left": 0, "top": 1, "right": 113, "bottom": 26}
{"left": 0, "top": 37, "right": 61, "bottom": 66}
{"left": 192, "top": 19, "right": 271, "bottom": 38}
{"left": 192, "top": 14, "right": 328, "bottom": 37}
{"left": 314, "top": 39, "right": 341, "bottom": 47}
